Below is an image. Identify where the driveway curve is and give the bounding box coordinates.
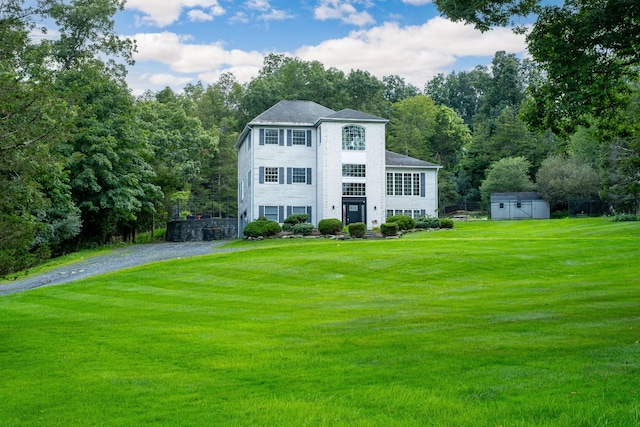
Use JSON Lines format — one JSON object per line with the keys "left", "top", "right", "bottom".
{"left": 0, "top": 241, "right": 231, "bottom": 296}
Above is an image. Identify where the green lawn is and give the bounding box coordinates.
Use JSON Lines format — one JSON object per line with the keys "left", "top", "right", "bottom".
{"left": 1, "top": 218, "right": 639, "bottom": 426}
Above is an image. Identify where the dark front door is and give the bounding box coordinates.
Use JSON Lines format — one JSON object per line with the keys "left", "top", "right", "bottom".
{"left": 342, "top": 198, "right": 366, "bottom": 225}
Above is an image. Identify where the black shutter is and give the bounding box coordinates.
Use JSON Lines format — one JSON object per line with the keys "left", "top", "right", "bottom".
{"left": 259, "top": 129, "right": 264, "bottom": 145}
{"left": 287, "top": 129, "right": 292, "bottom": 146}
{"left": 306, "top": 168, "right": 312, "bottom": 185}
{"left": 307, "top": 206, "right": 312, "bottom": 223}
{"left": 287, "top": 167, "right": 292, "bottom": 184}
{"left": 420, "top": 173, "right": 426, "bottom": 197}
{"left": 278, "top": 205, "right": 285, "bottom": 222}
{"left": 259, "top": 167, "right": 264, "bottom": 184}
{"left": 279, "top": 129, "right": 284, "bottom": 146}
{"left": 287, "top": 206, "right": 292, "bottom": 218}
{"left": 279, "top": 167, "right": 284, "bottom": 184}
{"left": 306, "top": 130, "right": 312, "bottom": 147}
{"left": 259, "top": 205, "right": 264, "bottom": 218}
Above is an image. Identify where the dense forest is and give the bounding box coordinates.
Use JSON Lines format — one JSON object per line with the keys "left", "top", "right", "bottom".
{"left": 2, "top": 0, "right": 639, "bottom": 274}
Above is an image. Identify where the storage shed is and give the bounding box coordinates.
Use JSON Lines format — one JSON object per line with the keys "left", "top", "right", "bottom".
{"left": 490, "top": 192, "right": 550, "bottom": 220}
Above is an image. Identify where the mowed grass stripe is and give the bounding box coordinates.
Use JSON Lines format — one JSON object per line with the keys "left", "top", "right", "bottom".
{"left": 1, "top": 218, "right": 639, "bottom": 426}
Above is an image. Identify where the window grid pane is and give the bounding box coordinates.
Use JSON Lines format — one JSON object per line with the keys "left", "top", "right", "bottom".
{"left": 342, "top": 126, "right": 365, "bottom": 150}
{"left": 394, "top": 174, "right": 403, "bottom": 195}
{"left": 342, "top": 183, "right": 366, "bottom": 196}
{"left": 265, "top": 167, "right": 278, "bottom": 183}
{"left": 386, "top": 173, "right": 393, "bottom": 195}
{"left": 292, "top": 130, "right": 306, "bottom": 145}
{"left": 292, "top": 168, "right": 306, "bottom": 183}
{"left": 403, "top": 173, "right": 412, "bottom": 195}
{"left": 265, "top": 129, "right": 279, "bottom": 145}
{"left": 413, "top": 173, "right": 420, "bottom": 196}
{"left": 342, "top": 164, "right": 366, "bottom": 177}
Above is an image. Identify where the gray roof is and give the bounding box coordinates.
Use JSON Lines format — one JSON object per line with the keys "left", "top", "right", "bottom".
{"left": 250, "top": 100, "right": 335, "bottom": 125}
{"left": 323, "top": 108, "right": 387, "bottom": 123}
{"left": 385, "top": 151, "right": 441, "bottom": 168}
{"left": 490, "top": 192, "right": 543, "bottom": 201}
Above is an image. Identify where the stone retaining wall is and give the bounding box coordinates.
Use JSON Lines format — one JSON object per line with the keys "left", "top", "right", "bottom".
{"left": 166, "top": 218, "right": 237, "bottom": 242}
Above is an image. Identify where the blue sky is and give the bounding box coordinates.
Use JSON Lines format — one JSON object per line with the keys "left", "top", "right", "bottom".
{"left": 115, "top": 0, "right": 530, "bottom": 95}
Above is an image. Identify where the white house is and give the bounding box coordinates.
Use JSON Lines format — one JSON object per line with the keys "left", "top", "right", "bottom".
{"left": 235, "top": 100, "right": 441, "bottom": 236}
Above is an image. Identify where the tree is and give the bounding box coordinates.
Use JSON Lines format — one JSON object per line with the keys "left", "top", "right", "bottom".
{"left": 387, "top": 95, "right": 470, "bottom": 168}
{"left": 1, "top": 0, "right": 80, "bottom": 272}
{"left": 424, "top": 67, "right": 490, "bottom": 127}
{"left": 137, "top": 87, "right": 218, "bottom": 222}
{"left": 434, "top": 0, "right": 640, "bottom": 133}
{"left": 480, "top": 156, "right": 535, "bottom": 203}
{"left": 536, "top": 154, "right": 601, "bottom": 210}
{"left": 59, "top": 64, "right": 161, "bottom": 244}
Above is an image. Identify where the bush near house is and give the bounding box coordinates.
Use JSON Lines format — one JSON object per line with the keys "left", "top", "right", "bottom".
{"left": 292, "top": 223, "right": 314, "bottom": 235}
{"left": 386, "top": 215, "right": 416, "bottom": 231}
{"left": 284, "top": 214, "right": 309, "bottom": 225}
{"left": 348, "top": 222, "right": 366, "bottom": 238}
{"left": 318, "top": 218, "right": 343, "bottom": 235}
{"left": 243, "top": 218, "right": 282, "bottom": 238}
{"left": 381, "top": 222, "right": 399, "bottom": 237}
{"left": 440, "top": 218, "right": 454, "bottom": 229}
{"left": 415, "top": 217, "right": 441, "bottom": 229}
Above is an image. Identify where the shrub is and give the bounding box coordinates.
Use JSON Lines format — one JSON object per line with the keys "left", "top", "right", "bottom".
{"left": 610, "top": 213, "right": 639, "bottom": 222}
{"left": 243, "top": 218, "right": 282, "bottom": 238}
{"left": 440, "top": 218, "right": 454, "bottom": 229}
{"left": 284, "top": 213, "right": 308, "bottom": 225}
{"left": 281, "top": 223, "right": 292, "bottom": 232}
{"left": 292, "top": 223, "right": 314, "bottom": 235}
{"left": 386, "top": 215, "right": 416, "bottom": 230}
{"left": 348, "top": 222, "right": 366, "bottom": 238}
{"left": 416, "top": 217, "right": 440, "bottom": 229}
{"left": 381, "top": 222, "right": 399, "bottom": 237}
{"left": 318, "top": 218, "right": 343, "bottom": 235}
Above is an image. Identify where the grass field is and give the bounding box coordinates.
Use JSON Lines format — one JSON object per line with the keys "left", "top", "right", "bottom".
{"left": 1, "top": 218, "right": 639, "bottom": 426}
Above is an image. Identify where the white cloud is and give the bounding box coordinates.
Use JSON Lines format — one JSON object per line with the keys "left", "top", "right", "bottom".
{"left": 314, "top": 0, "right": 375, "bottom": 26}
{"left": 246, "top": 0, "right": 271, "bottom": 12}
{"left": 132, "top": 32, "right": 264, "bottom": 73}
{"left": 188, "top": 9, "right": 214, "bottom": 22}
{"left": 125, "top": 0, "right": 225, "bottom": 27}
{"left": 402, "top": 0, "right": 432, "bottom": 5}
{"left": 126, "top": 17, "right": 528, "bottom": 93}
{"left": 295, "top": 17, "right": 528, "bottom": 86}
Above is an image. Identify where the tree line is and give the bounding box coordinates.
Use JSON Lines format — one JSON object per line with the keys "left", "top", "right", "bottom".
{"left": 2, "top": 0, "right": 638, "bottom": 275}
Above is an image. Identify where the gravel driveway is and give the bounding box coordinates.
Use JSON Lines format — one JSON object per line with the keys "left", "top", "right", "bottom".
{"left": 0, "top": 241, "right": 230, "bottom": 297}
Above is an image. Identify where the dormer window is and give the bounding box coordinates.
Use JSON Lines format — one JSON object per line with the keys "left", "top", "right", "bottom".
{"left": 342, "top": 125, "right": 365, "bottom": 151}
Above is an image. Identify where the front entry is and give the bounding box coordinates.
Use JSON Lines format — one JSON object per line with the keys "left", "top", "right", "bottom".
{"left": 342, "top": 198, "right": 366, "bottom": 226}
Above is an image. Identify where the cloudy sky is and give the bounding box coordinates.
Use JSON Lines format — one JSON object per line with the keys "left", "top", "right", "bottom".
{"left": 115, "top": 0, "right": 530, "bottom": 95}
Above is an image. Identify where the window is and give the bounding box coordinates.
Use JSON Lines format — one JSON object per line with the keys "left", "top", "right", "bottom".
{"left": 264, "top": 206, "right": 278, "bottom": 221}
{"left": 386, "top": 209, "right": 394, "bottom": 218}
{"left": 499, "top": 203, "right": 505, "bottom": 209}
{"left": 342, "top": 125, "right": 365, "bottom": 150}
{"left": 387, "top": 172, "right": 421, "bottom": 196}
{"left": 264, "top": 167, "right": 279, "bottom": 183}
{"left": 413, "top": 174, "right": 420, "bottom": 196}
{"left": 292, "top": 130, "right": 307, "bottom": 145}
{"left": 264, "top": 129, "right": 279, "bottom": 145}
{"left": 292, "top": 168, "right": 306, "bottom": 183}
{"left": 516, "top": 202, "right": 522, "bottom": 208}
{"left": 342, "top": 164, "right": 366, "bottom": 177}
{"left": 394, "top": 174, "right": 403, "bottom": 196}
{"left": 292, "top": 206, "right": 307, "bottom": 214}
{"left": 342, "top": 183, "right": 366, "bottom": 196}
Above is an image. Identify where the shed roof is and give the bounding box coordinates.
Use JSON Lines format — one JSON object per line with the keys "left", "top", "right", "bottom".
{"left": 490, "top": 192, "right": 544, "bottom": 201}
{"left": 385, "top": 151, "right": 441, "bottom": 168}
